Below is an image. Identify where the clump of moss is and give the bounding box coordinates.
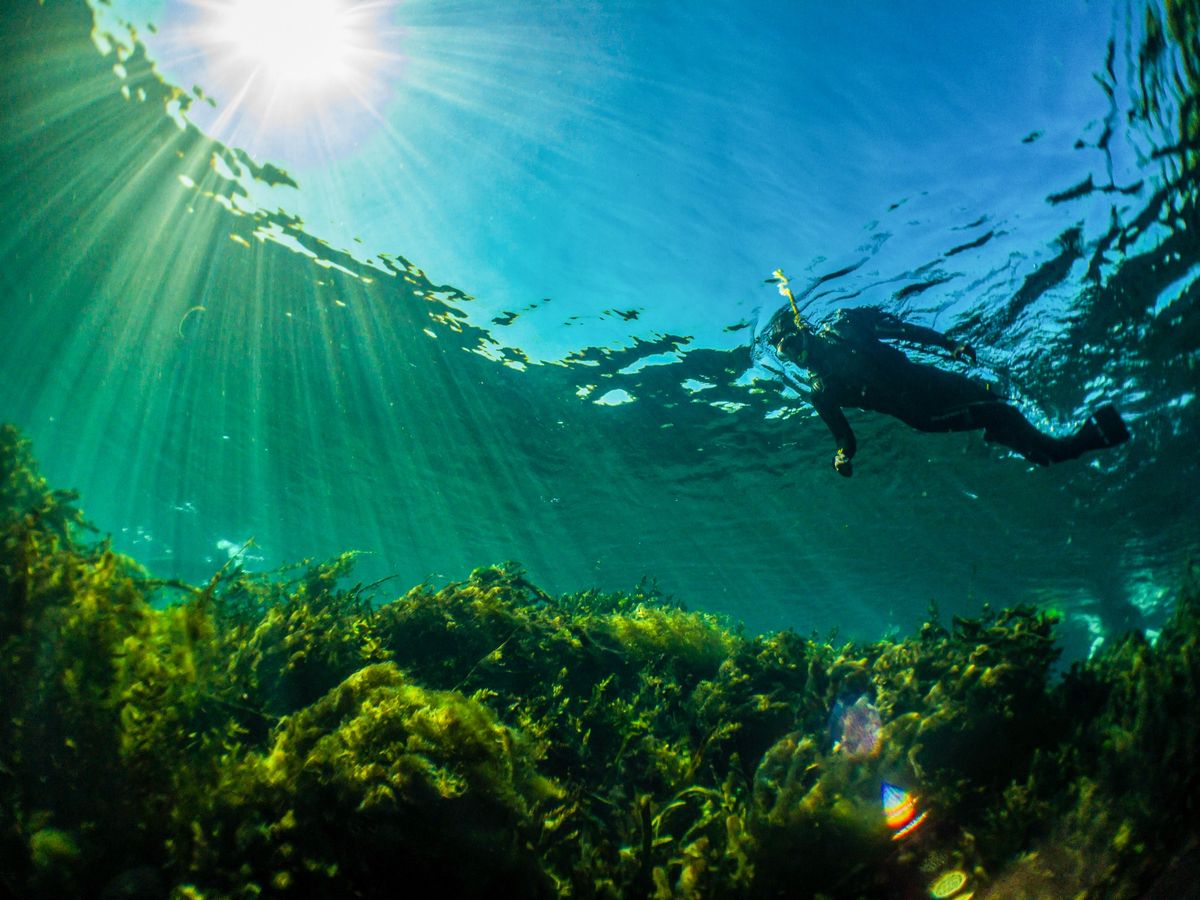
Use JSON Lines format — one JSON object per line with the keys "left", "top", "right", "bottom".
{"left": 179, "top": 663, "right": 557, "bottom": 898}
{"left": 604, "top": 604, "right": 738, "bottom": 680}
{"left": 370, "top": 565, "right": 758, "bottom": 895}
{"left": 3, "top": 423, "right": 1200, "bottom": 899}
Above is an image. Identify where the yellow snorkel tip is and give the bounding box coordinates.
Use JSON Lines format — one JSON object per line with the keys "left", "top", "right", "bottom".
{"left": 770, "top": 268, "right": 803, "bottom": 327}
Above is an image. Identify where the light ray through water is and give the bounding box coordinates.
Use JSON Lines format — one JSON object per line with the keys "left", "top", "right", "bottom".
{"left": 0, "top": 0, "right": 1196, "bottom": 643}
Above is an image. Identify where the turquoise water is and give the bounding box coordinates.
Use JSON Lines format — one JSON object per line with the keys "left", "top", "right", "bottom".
{"left": 1, "top": 0, "right": 1197, "bottom": 651}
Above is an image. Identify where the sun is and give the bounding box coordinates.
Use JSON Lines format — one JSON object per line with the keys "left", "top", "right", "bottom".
{"left": 187, "top": 0, "right": 400, "bottom": 143}
{"left": 215, "top": 0, "right": 357, "bottom": 86}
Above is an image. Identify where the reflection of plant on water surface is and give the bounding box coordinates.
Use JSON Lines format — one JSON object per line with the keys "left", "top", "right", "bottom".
{"left": 2, "top": 422, "right": 1198, "bottom": 899}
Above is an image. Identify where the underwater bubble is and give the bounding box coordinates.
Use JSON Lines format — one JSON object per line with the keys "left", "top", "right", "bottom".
{"left": 928, "top": 869, "right": 969, "bottom": 898}
{"left": 829, "top": 693, "right": 882, "bottom": 757}
{"left": 216, "top": 538, "right": 244, "bottom": 559}
{"left": 215, "top": 538, "right": 265, "bottom": 567}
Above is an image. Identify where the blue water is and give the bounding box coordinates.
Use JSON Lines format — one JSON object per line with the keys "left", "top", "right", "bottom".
{"left": 1, "top": 0, "right": 1197, "bottom": 652}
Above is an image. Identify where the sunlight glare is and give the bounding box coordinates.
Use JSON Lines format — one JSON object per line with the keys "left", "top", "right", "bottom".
{"left": 192, "top": 0, "right": 398, "bottom": 141}
{"left": 215, "top": 0, "right": 354, "bottom": 86}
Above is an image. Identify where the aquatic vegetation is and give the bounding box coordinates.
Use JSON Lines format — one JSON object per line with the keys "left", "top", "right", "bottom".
{"left": 182, "top": 663, "right": 558, "bottom": 898}
{"left": 990, "top": 561, "right": 1200, "bottom": 897}
{"left": 2, "top": 424, "right": 1200, "bottom": 897}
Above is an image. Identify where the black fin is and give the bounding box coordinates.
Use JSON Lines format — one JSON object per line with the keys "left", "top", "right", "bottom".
{"left": 1091, "top": 404, "right": 1130, "bottom": 448}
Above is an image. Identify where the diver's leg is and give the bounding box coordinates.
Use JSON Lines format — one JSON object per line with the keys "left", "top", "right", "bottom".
{"left": 962, "top": 403, "right": 1067, "bottom": 465}
{"left": 893, "top": 401, "right": 1055, "bottom": 464}
{"left": 961, "top": 402, "right": 1129, "bottom": 465}
{"left": 873, "top": 361, "right": 1129, "bottom": 464}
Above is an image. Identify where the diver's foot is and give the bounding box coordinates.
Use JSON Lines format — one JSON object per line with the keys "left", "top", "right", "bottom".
{"left": 1069, "top": 404, "right": 1131, "bottom": 459}
{"left": 1089, "top": 403, "right": 1130, "bottom": 448}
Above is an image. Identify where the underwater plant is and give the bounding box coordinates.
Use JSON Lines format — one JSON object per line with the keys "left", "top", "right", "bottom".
{"left": 2, "top": 423, "right": 1200, "bottom": 898}
{"left": 179, "top": 662, "right": 558, "bottom": 898}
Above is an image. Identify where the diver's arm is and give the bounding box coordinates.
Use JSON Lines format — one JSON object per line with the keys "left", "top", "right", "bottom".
{"left": 811, "top": 393, "right": 856, "bottom": 477}
{"left": 871, "top": 313, "right": 976, "bottom": 362}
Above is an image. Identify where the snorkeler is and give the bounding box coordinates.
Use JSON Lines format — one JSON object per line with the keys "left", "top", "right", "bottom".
{"left": 766, "top": 272, "right": 1130, "bottom": 477}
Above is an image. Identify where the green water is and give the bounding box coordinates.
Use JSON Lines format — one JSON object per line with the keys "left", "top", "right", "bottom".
{"left": 1, "top": 1, "right": 1196, "bottom": 648}
{"left": 2, "top": 0, "right": 1200, "bottom": 895}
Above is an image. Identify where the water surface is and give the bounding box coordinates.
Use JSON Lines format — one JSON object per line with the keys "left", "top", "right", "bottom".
{"left": 1, "top": 0, "right": 1197, "bottom": 650}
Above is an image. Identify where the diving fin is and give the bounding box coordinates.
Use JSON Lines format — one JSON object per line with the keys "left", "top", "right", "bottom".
{"left": 1090, "top": 404, "right": 1130, "bottom": 448}
{"left": 1076, "top": 403, "right": 1130, "bottom": 452}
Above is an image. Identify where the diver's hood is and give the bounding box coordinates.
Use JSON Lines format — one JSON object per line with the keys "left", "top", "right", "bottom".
{"left": 748, "top": 303, "right": 815, "bottom": 398}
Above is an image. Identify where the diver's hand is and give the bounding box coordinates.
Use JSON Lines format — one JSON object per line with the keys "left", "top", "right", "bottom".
{"left": 951, "top": 343, "right": 977, "bottom": 364}
{"left": 833, "top": 448, "right": 853, "bottom": 478}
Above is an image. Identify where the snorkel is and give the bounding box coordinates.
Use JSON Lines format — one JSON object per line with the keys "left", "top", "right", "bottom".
{"left": 765, "top": 268, "right": 814, "bottom": 363}
{"left": 767, "top": 268, "right": 811, "bottom": 333}
{"left": 747, "top": 270, "right": 818, "bottom": 407}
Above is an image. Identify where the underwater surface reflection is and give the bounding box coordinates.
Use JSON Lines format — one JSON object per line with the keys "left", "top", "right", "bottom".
{"left": 0, "top": 0, "right": 1195, "bottom": 647}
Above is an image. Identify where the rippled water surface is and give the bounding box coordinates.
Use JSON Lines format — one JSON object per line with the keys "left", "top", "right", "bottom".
{"left": 1, "top": 0, "right": 1197, "bottom": 650}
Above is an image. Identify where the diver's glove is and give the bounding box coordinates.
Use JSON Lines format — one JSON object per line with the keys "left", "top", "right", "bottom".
{"left": 951, "top": 343, "right": 977, "bottom": 364}
{"left": 833, "top": 448, "right": 853, "bottom": 478}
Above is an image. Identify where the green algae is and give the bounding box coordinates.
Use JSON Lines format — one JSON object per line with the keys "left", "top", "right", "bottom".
{"left": 1, "top": 423, "right": 1199, "bottom": 898}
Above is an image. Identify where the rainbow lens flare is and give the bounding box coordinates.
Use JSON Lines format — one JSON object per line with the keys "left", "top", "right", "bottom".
{"left": 881, "top": 782, "right": 928, "bottom": 840}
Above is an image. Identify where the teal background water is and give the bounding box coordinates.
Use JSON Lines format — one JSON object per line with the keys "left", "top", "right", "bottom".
{"left": 1, "top": 0, "right": 1196, "bottom": 649}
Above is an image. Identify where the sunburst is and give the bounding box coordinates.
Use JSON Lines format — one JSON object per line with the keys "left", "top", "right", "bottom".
{"left": 182, "top": 0, "right": 401, "bottom": 151}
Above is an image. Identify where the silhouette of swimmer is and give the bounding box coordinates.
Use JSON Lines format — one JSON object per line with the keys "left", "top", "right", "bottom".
{"left": 771, "top": 305, "right": 1130, "bottom": 477}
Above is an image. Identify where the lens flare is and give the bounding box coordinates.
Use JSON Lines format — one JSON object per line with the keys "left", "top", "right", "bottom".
{"left": 929, "top": 869, "right": 969, "bottom": 898}
{"left": 829, "top": 693, "right": 883, "bottom": 757}
{"left": 881, "top": 782, "right": 928, "bottom": 840}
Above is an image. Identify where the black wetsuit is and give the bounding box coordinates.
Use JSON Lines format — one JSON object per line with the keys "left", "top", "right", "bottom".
{"left": 776, "top": 307, "right": 1129, "bottom": 473}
